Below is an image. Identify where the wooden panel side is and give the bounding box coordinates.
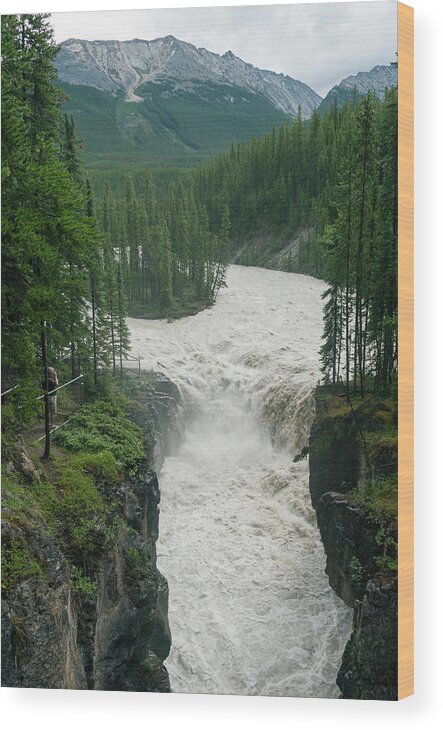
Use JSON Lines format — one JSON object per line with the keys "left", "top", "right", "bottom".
{"left": 397, "top": 0, "right": 414, "bottom": 701}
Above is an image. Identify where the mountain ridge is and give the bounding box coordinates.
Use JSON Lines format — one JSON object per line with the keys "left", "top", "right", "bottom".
{"left": 55, "top": 37, "right": 397, "bottom": 171}
{"left": 318, "top": 63, "right": 397, "bottom": 113}
{"left": 56, "top": 35, "right": 322, "bottom": 118}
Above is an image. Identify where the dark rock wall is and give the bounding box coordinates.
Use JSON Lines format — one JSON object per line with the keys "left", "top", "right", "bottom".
{"left": 309, "top": 397, "right": 398, "bottom": 701}
{"left": 1, "top": 523, "right": 87, "bottom": 689}
{"left": 1, "top": 372, "right": 183, "bottom": 692}
{"left": 1, "top": 466, "right": 171, "bottom": 692}
{"left": 309, "top": 413, "right": 361, "bottom": 507}
{"left": 316, "top": 492, "right": 379, "bottom": 606}
{"left": 88, "top": 467, "right": 171, "bottom": 692}
{"left": 127, "top": 373, "right": 185, "bottom": 470}
{"left": 146, "top": 374, "right": 185, "bottom": 469}
{"left": 337, "top": 578, "right": 398, "bottom": 700}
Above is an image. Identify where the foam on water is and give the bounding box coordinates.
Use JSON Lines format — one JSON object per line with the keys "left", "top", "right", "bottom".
{"left": 127, "top": 265, "right": 352, "bottom": 697}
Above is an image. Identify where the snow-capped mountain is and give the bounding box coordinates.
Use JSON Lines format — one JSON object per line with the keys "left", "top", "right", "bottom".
{"left": 56, "top": 35, "right": 322, "bottom": 119}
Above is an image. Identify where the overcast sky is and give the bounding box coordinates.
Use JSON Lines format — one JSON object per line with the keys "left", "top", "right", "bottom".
{"left": 51, "top": 1, "right": 397, "bottom": 97}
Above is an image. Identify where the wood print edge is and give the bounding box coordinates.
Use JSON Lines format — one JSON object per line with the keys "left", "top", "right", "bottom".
{"left": 397, "top": 0, "right": 414, "bottom": 701}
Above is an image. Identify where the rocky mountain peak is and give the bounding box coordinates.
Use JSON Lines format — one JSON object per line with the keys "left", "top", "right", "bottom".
{"left": 318, "top": 63, "right": 397, "bottom": 114}
{"left": 56, "top": 35, "right": 322, "bottom": 118}
{"left": 338, "top": 63, "right": 398, "bottom": 95}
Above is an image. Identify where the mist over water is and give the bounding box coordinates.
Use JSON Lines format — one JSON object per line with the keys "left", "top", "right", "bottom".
{"left": 127, "top": 265, "right": 352, "bottom": 697}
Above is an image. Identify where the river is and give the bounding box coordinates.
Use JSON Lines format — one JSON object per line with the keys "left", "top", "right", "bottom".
{"left": 127, "top": 264, "right": 352, "bottom": 698}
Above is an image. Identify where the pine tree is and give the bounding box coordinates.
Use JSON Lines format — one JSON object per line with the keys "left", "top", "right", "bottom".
{"left": 2, "top": 14, "right": 123, "bottom": 434}
{"left": 212, "top": 205, "right": 231, "bottom": 299}
{"left": 61, "top": 114, "right": 82, "bottom": 182}
{"left": 156, "top": 222, "right": 174, "bottom": 315}
{"left": 352, "top": 93, "right": 375, "bottom": 396}
{"left": 116, "top": 259, "right": 131, "bottom": 375}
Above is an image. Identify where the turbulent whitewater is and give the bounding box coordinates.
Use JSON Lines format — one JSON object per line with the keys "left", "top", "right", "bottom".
{"left": 127, "top": 265, "right": 352, "bottom": 697}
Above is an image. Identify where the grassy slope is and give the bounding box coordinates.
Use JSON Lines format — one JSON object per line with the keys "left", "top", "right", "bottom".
{"left": 2, "top": 377, "right": 157, "bottom": 598}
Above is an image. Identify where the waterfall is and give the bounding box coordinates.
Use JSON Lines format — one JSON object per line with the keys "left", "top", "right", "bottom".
{"left": 128, "top": 264, "right": 352, "bottom": 698}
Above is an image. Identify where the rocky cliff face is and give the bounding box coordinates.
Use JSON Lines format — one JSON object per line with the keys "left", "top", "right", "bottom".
{"left": 56, "top": 36, "right": 321, "bottom": 118}
{"left": 145, "top": 374, "right": 185, "bottom": 469}
{"left": 316, "top": 492, "right": 379, "bottom": 606}
{"left": 314, "top": 490, "right": 398, "bottom": 700}
{"left": 337, "top": 577, "right": 397, "bottom": 700}
{"left": 2, "top": 464, "right": 171, "bottom": 691}
{"left": 1, "top": 372, "right": 182, "bottom": 692}
{"left": 308, "top": 389, "right": 398, "bottom": 700}
{"left": 309, "top": 411, "right": 362, "bottom": 509}
{"left": 88, "top": 467, "right": 171, "bottom": 691}
{"left": 1, "top": 519, "right": 87, "bottom": 689}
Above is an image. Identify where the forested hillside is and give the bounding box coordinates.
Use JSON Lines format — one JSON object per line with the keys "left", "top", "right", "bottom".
{"left": 94, "top": 86, "right": 397, "bottom": 394}
{"left": 59, "top": 80, "right": 290, "bottom": 170}
{"left": 189, "top": 90, "right": 398, "bottom": 393}
{"left": 99, "top": 171, "right": 230, "bottom": 319}
{"left": 110, "top": 87, "right": 398, "bottom": 393}
{"left": 2, "top": 14, "right": 127, "bottom": 409}
{"left": 1, "top": 14, "right": 228, "bottom": 410}
{"left": 2, "top": 11, "right": 397, "bottom": 405}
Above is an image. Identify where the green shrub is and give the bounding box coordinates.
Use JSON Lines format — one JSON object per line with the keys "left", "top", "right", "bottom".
{"left": 70, "top": 565, "right": 97, "bottom": 604}
{"left": 365, "top": 429, "right": 398, "bottom": 458}
{"left": 1, "top": 539, "right": 46, "bottom": 595}
{"left": 349, "top": 478, "right": 398, "bottom": 576}
{"left": 374, "top": 526, "right": 398, "bottom": 574}
{"left": 143, "top": 656, "right": 158, "bottom": 673}
{"left": 349, "top": 476, "right": 398, "bottom": 522}
{"left": 1, "top": 471, "right": 57, "bottom": 533}
{"left": 53, "top": 461, "right": 108, "bottom": 569}
{"left": 350, "top": 555, "right": 364, "bottom": 584}
{"left": 55, "top": 401, "right": 145, "bottom": 471}
{"left": 72, "top": 451, "right": 123, "bottom": 488}
{"left": 126, "top": 544, "right": 149, "bottom": 582}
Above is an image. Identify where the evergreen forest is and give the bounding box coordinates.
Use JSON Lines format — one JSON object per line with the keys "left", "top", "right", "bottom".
{"left": 1, "top": 11, "right": 400, "bottom": 702}
{"left": 1, "top": 14, "right": 229, "bottom": 419}
{"left": 110, "top": 89, "right": 398, "bottom": 397}
{"left": 2, "top": 12, "right": 397, "bottom": 417}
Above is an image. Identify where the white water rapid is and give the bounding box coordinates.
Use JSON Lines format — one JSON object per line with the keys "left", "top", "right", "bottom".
{"left": 127, "top": 265, "right": 352, "bottom": 698}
